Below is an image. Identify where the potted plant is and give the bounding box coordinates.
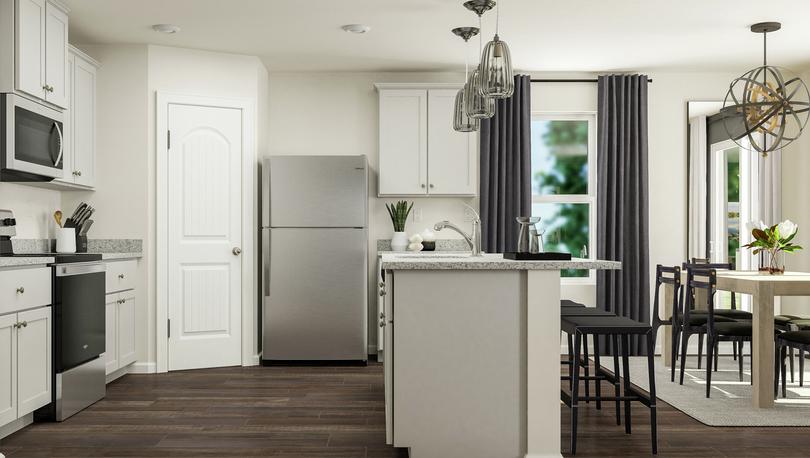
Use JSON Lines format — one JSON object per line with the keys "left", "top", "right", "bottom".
{"left": 385, "top": 200, "right": 414, "bottom": 252}
{"left": 743, "top": 220, "right": 803, "bottom": 274}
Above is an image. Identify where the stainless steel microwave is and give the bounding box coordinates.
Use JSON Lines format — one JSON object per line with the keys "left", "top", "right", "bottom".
{"left": 1, "top": 93, "right": 64, "bottom": 182}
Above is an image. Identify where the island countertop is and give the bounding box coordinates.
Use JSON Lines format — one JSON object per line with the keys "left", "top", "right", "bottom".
{"left": 380, "top": 252, "right": 620, "bottom": 271}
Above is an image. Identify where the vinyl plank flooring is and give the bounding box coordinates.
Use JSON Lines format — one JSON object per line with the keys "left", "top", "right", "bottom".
{"left": 2, "top": 362, "right": 810, "bottom": 457}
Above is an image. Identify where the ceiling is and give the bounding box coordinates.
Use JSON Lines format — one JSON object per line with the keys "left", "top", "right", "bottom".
{"left": 63, "top": 0, "right": 810, "bottom": 73}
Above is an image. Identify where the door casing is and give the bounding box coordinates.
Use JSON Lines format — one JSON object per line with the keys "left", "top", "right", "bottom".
{"left": 156, "top": 92, "right": 257, "bottom": 373}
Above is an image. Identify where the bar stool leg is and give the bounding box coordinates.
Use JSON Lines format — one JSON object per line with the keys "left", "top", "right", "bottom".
{"left": 738, "top": 339, "right": 744, "bottom": 382}
{"left": 583, "top": 334, "right": 590, "bottom": 404}
{"left": 781, "top": 345, "right": 788, "bottom": 399}
{"left": 790, "top": 347, "right": 795, "bottom": 383}
{"left": 801, "top": 350, "right": 805, "bottom": 387}
{"left": 714, "top": 339, "right": 719, "bottom": 372}
{"left": 697, "top": 333, "right": 704, "bottom": 369}
{"left": 679, "top": 327, "right": 690, "bottom": 385}
{"left": 733, "top": 339, "right": 738, "bottom": 361}
{"left": 567, "top": 333, "right": 574, "bottom": 390}
{"left": 593, "top": 336, "right": 602, "bottom": 410}
{"left": 611, "top": 334, "right": 621, "bottom": 425}
{"left": 705, "top": 333, "right": 714, "bottom": 398}
{"left": 571, "top": 330, "right": 581, "bottom": 455}
{"left": 670, "top": 323, "right": 680, "bottom": 382}
{"left": 621, "top": 334, "right": 632, "bottom": 434}
{"left": 646, "top": 331, "right": 658, "bottom": 455}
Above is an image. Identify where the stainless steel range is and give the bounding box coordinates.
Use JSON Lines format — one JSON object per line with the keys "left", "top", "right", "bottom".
{"left": 0, "top": 210, "right": 106, "bottom": 421}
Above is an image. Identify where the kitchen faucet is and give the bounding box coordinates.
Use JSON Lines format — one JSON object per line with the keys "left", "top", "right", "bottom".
{"left": 433, "top": 204, "right": 483, "bottom": 257}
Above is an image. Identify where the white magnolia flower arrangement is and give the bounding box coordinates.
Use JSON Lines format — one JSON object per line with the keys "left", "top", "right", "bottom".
{"left": 744, "top": 219, "right": 803, "bottom": 274}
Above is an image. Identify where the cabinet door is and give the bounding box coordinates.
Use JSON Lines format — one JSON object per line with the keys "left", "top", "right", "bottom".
{"left": 44, "top": 1, "right": 68, "bottom": 108}
{"left": 72, "top": 56, "right": 96, "bottom": 187}
{"left": 427, "top": 89, "right": 476, "bottom": 196}
{"left": 16, "top": 306, "right": 51, "bottom": 417}
{"left": 104, "top": 294, "right": 118, "bottom": 375}
{"left": 118, "top": 295, "right": 136, "bottom": 368}
{"left": 54, "top": 51, "right": 74, "bottom": 185}
{"left": 378, "top": 89, "right": 428, "bottom": 196}
{"left": 0, "top": 314, "right": 17, "bottom": 425}
{"left": 383, "top": 274, "right": 394, "bottom": 444}
{"left": 15, "top": 0, "right": 46, "bottom": 99}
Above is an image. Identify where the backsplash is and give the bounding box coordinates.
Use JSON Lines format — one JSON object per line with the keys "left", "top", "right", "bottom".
{"left": 377, "top": 239, "right": 470, "bottom": 252}
{"left": 11, "top": 238, "right": 143, "bottom": 254}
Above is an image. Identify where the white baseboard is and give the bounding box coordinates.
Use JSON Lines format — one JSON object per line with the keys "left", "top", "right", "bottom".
{"left": 0, "top": 413, "right": 32, "bottom": 440}
{"left": 245, "top": 353, "right": 261, "bottom": 366}
{"left": 128, "top": 361, "right": 156, "bottom": 374}
{"left": 106, "top": 364, "right": 131, "bottom": 383}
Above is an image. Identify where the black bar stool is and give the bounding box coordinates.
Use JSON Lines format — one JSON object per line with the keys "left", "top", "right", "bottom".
{"left": 561, "top": 314, "right": 658, "bottom": 455}
{"left": 561, "top": 306, "right": 618, "bottom": 413}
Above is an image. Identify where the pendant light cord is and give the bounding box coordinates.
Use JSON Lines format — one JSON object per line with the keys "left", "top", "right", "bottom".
{"left": 763, "top": 31, "right": 767, "bottom": 67}
{"left": 495, "top": 0, "right": 500, "bottom": 36}
{"left": 478, "top": 15, "right": 483, "bottom": 56}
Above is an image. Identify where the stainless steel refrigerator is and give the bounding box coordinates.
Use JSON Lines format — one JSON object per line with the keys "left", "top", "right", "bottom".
{"left": 261, "top": 155, "right": 368, "bottom": 362}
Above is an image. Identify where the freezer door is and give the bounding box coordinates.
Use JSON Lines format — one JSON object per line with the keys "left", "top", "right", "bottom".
{"left": 268, "top": 155, "right": 368, "bottom": 228}
{"left": 264, "top": 228, "right": 368, "bottom": 360}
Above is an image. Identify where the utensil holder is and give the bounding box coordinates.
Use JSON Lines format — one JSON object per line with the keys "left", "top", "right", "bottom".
{"left": 56, "top": 228, "right": 76, "bottom": 253}
{"left": 75, "top": 234, "right": 88, "bottom": 253}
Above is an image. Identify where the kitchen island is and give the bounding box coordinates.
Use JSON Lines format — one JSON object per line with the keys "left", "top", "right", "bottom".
{"left": 379, "top": 253, "right": 620, "bottom": 458}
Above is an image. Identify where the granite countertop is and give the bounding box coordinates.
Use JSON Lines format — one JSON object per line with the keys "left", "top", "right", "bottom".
{"left": 380, "top": 253, "right": 621, "bottom": 271}
{"left": 0, "top": 256, "right": 56, "bottom": 267}
{"left": 100, "top": 252, "right": 143, "bottom": 260}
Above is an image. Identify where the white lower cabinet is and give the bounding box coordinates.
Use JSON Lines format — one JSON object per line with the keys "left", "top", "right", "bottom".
{"left": 16, "top": 306, "right": 51, "bottom": 416}
{"left": 104, "top": 291, "right": 136, "bottom": 378}
{"left": 0, "top": 305, "right": 52, "bottom": 428}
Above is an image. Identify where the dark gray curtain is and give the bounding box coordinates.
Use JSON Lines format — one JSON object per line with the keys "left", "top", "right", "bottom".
{"left": 596, "top": 74, "right": 650, "bottom": 355}
{"left": 479, "top": 75, "right": 532, "bottom": 253}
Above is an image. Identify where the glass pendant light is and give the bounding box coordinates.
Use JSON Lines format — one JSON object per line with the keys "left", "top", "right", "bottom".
{"left": 464, "top": 12, "right": 495, "bottom": 119}
{"left": 480, "top": 0, "right": 514, "bottom": 98}
{"left": 452, "top": 27, "right": 480, "bottom": 132}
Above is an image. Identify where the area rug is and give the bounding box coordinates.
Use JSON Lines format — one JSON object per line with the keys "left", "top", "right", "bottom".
{"left": 598, "top": 354, "right": 810, "bottom": 426}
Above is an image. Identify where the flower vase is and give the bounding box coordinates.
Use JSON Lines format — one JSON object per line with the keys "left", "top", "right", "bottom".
{"left": 391, "top": 232, "right": 408, "bottom": 252}
{"left": 768, "top": 250, "right": 785, "bottom": 275}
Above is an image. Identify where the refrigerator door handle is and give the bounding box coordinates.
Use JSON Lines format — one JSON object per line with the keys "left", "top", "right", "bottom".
{"left": 262, "top": 228, "right": 270, "bottom": 297}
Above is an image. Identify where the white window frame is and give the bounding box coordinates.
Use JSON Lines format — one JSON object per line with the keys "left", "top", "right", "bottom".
{"left": 530, "top": 111, "right": 597, "bottom": 285}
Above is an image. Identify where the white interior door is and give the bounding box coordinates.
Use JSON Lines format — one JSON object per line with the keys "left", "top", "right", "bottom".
{"left": 167, "top": 103, "right": 243, "bottom": 371}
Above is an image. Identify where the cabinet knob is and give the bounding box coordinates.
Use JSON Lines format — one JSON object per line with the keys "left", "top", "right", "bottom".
{"left": 13, "top": 322, "right": 19, "bottom": 329}
{"left": 16, "top": 286, "right": 24, "bottom": 294}
{"left": 118, "top": 274, "right": 125, "bottom": 279}
{"left": 379, "top": 320, "right": 385, "bottom": 328}
{"left": 379, "top": 312, "right": 385, "bottom": 319}
{"left": 378, "top": 281, "right": 385, "bottom": 288}
{"left": 21, "top": 321, "right": 27, "bottom": 327}
{"left": 421, "top": 184, "right": 426, "bottom": 188}
{"left": 429, "top": 184, "right": 434, "bottom": 188}
{"left": 72, "top": 171, "right": 78, "bottom": 176}
{"left": 232, "top": 247, "right": 242, "bottom": 256}
{"left": 77, "top": 171, "right": 82, "bottom": 177}
{"left": 379, "top": 289, "right": 386, "bottom": 296}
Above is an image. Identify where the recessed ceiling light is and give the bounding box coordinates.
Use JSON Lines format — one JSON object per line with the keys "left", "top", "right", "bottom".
{"left": 341, "top": 24, "right": 371, "bottom": 34}
{"left": 152, "top": 24, "right": 181, "bottom": 34}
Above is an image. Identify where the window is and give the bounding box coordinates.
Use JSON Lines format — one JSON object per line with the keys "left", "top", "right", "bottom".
{"left": 530, "top": 113, "right": 596, "bottom": 280}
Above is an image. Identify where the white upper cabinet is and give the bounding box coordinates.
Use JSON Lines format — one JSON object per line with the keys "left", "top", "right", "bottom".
{"left": 378, "top": 89, "right": 428, "bottom": 196}
{"left": 376, "top": 84, "right": 477, "bottom": 197}
{"left": 43, "top": 0, "right": 68, "bottom": 107}
{"left": 427, "top": 89, "right": 476, "bottom": 195}
{"left": 54, "top": 45, "right": 98, "bottom": 189}
{"left": 12, "top": 0, "right": 69, "bottom": 109}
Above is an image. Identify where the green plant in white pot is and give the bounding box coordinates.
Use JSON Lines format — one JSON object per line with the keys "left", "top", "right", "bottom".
{"left": 386, "top": 201, "right": 413, "bottom": 252}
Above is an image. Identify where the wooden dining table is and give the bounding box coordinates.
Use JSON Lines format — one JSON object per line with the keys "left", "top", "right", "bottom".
{"left": 660, "top": 270, "right": 810, "bottom": 408}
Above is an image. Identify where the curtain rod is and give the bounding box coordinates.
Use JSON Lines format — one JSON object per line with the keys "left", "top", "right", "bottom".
{"left": 530, "top": 78, "right": 653, "bottom": 83}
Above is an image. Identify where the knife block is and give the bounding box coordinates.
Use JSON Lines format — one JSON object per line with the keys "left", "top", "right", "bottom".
{"left": 75, "top": 234, "right": 88, "bottom": 253}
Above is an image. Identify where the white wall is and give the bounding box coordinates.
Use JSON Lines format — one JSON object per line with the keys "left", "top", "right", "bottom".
{"left": 0, "top": 184, "right": 61, "bottom": 238}
{"left": 781, "top": 67, "right": 810, "bottom": 315}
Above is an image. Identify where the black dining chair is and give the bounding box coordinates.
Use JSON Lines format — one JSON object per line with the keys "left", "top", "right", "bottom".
{"left": 649, "top": 265, "right": 683, "bottom": 382}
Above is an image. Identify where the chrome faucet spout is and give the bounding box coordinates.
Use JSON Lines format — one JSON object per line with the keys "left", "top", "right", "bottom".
{"left": 433, "top": 219, "right": 483, "bottom": 256}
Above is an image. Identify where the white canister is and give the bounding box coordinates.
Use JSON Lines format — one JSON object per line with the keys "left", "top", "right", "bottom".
{"left": 55, "top": 227, "right": 76, "bottom": 253}
{"left": 391, "top": 232, "right": 409, "bottom": 252}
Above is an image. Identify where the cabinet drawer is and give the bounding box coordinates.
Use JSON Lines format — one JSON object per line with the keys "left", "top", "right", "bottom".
{"left": 105, "top": 260, "right": 136, "bottom": 293}
{"left": 0, "top": 267, "right": 52, "bottom": 315}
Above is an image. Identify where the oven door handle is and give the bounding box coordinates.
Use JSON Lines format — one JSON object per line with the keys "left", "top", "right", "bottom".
{"left": 55, "top": 262, "right": 106, "bottom": 277}
{"left": 54, "top": 122, "right": 64, "bottom": 167}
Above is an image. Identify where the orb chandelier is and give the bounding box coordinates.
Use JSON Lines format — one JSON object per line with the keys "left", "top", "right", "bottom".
{"left": 463, "top": 0, "right": 495, "bottom": 119}
{"left": 479, "top": 0, "right": 514, "bottom": 98}
{"left": 451, "top": 27, "right": 480, "bottom": 132}
{"left": 722, "top": 22, "right": 810, "bottom": 157}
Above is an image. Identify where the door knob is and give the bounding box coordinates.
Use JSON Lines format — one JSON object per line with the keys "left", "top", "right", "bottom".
{"left": 232, "top": 247, "right": 242, "bottom": 256}
{"left": 16, "top": 286, "right": 24, "bottom": 294}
